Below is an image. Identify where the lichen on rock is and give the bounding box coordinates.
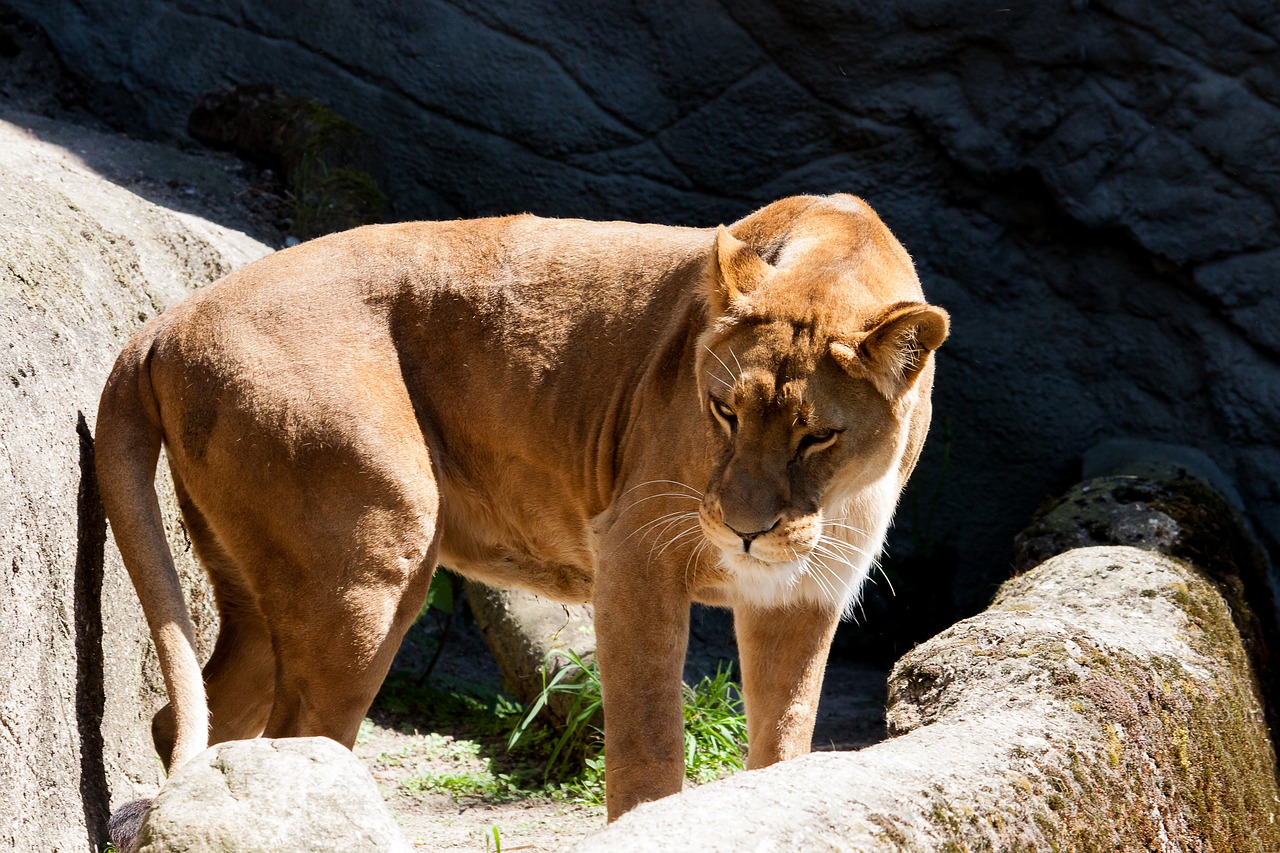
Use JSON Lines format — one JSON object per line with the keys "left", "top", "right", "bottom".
{"left": 576, "top": 545, "right": 1279, "bottom": 851}
{"left": 1014, "top": 466, "right": 1277, "bottom": 741}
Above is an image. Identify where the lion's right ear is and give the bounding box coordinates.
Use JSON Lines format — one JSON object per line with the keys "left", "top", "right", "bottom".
{"left": 705, "top": 225, "right": 772, "bottom": 315}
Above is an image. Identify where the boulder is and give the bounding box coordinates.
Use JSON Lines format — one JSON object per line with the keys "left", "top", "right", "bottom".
{"left": 465, "top": 582, "right": 596, "bottom": 723}
{"left": 575, "top": 462, "right": 1278, "bottom": 850}
{"left": 0, "top": 105, "right": 272, "bottom": 851}
{"left": 131, "top": 737, "right": 410, "bottom": 853}
{"left": 576, "top": 546, "right": 1279, "bottom": 851}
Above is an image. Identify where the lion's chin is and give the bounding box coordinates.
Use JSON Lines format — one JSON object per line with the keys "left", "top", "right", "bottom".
{"left": 712, "top": 548, "right": 868, "bottom": 612}
{"left": 717, "top": 550, "right": 809, "bottom": 608}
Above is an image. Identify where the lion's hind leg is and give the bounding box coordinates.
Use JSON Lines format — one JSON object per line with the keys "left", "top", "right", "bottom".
{"left": 151, "top": 476, "right": 276, "bottom": 768}
{"left": 256, "top": 497, "right": 441, "bottom": 749}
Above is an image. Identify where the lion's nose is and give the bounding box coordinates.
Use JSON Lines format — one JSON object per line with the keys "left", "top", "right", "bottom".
{"left": 725, "top": 518, "right": 781, "bottom": 553}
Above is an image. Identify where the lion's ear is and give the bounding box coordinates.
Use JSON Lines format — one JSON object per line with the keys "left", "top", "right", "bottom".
{"left": 830, "top": 303, "right": 950, "bottom": 398}
{"left": 705, "top": 225, "right": 772, "bottom": 314}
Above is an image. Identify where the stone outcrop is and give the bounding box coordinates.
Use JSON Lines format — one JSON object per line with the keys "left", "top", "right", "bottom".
{"left": 131, "top": 738, "right": 410, "bottom": 853}
{"left": 577, "top": 544, "right": 1278, "bottom": 850}
{"left": 575, "top": 463, "right": 1278, "bottom": 850}
{"left": 466, "top": 582, "right": 596, "bottom": 723}
{"left": 7, "top": 0, "right": 1279, "bottom": 616}
{"left": 0, "top": 106, "right": 272, "bottom": 851}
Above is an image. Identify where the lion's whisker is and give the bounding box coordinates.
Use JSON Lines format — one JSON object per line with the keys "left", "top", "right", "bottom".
{"left": 649, "top": 514, "right": 701, "bottom": 550}
{"left": 811, "top": 537, "right": 861, "bottom": 563}
{"left": 799, "top": 557, "right": 831, "bottom": 599}
{"left": 644, "top": 514, "right": 699, "bottom": 551}
{"left": 702, "top": 344, "right": 738, "bottom": 389}
{"left": 822, "top": 519, "right": 871, "bottom": 538}
{"left": 811, "top": 558, "right": 857, "bottom": 605}
{"left": 684, "top": 538, "right": 710, "bottom": 590}
{"left": 622, "top": 509, "right": 701, "bottom": 546}
{"left": 874, "top": 562, "right": 897, "bottom": 597}
{"left": 618, "top": 479, "right": 704, "bottom": 501}
{"left": 815, "top": 532, "right": 873, "bottom": 561}
{"left": 654, "top": 524, "right": 706, "bottom": 559}
{"left": 622, "top": 492, "right": 704, "bottom": 511}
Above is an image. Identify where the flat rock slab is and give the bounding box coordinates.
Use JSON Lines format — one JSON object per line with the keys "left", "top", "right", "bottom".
{"left": 577, "top": 546, "right": 1279, "bottom": 851}
{"left": 134, "top": 737, "right": 410, "bottom": 853}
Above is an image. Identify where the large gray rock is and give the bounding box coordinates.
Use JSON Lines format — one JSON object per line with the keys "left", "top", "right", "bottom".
{"left": 575, "top": 545, "right": 1279, "bottom": 851}
{"left": 0, "top": 107, "right": 271, "bottom": 851}
{"left": 133, "top": 737, "right": 410, "bottom": 853}
{"left": 465, "top": 582, "right": 596, "bottom": 723}
{"left": 8, "top": 0, "right": 1278, "bottom": 617}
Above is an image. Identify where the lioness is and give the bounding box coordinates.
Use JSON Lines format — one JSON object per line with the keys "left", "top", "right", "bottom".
{"left": 96, "top": 194, "right": 946, "bottom": 820}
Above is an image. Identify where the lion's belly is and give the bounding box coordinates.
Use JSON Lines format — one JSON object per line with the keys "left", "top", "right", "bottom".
{"left": 433, "top": 476, "right": 598, "bottom": 604}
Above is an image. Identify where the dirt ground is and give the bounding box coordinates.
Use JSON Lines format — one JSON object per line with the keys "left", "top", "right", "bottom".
{"left": 358, "top": 604, "right": 888, "bottom": 851}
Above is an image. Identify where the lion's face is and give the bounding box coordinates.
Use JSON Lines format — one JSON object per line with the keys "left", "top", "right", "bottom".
{"left": 695, "top": 319, "right": 903, "bottom": 609}
{"left": 691, "top": 217, "right": 947, "bottom": 610}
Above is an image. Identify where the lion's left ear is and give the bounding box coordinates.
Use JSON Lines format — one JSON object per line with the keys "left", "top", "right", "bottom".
{"left": 704, "top": 225, "right": 772, "bottom": 315}
{"left": 830, "top": 303, "right": 950, "bottom": 398}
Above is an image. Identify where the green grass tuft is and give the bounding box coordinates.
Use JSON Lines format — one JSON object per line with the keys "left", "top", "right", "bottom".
{"left": 506, "top": 651, "right": 747, "bottom": 802}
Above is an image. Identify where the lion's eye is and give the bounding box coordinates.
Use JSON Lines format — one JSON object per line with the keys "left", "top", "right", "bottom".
{"left": 798, "top": 428, "right": 841, "bottom": 456}
{"left": 709, "top": 398, "right": 737, "bottom": 435}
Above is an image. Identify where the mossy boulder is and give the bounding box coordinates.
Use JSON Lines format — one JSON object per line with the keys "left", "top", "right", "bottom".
{"left": 1015, "top": 467, "right": 1277, "bottom": 738}
{"left": 577, "top": 546, "right": 1279, "bottom": 851}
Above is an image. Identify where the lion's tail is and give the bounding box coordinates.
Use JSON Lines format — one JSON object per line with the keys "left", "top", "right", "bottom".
{"left": 94, "top": 328, "right": 208, "bottom": 772}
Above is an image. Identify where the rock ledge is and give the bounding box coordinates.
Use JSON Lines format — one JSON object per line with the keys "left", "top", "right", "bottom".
{"left": 577, "top": 545, "right": 1279, "bottom": 851}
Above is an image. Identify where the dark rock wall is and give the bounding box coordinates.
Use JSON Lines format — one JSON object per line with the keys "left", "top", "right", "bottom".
{"left": 11, "top": 0, "right": 1278, "bottom": 611}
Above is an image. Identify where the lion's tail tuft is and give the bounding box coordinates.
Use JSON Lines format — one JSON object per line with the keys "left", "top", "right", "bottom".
{"left": 108, "top": 797, "right": 153, "bottom": 852}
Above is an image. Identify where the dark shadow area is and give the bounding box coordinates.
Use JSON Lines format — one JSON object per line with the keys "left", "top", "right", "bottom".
{"left": 0, "top": 99, "right": 288, "bottom": 250}
{"left": 74, "top": 411, "right": 109, "bottom": 850}
{"left": 0, "top": 5, "right": 286, "bottom": 248}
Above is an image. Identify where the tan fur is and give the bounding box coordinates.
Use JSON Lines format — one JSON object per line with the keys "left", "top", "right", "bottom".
{"left": 95, "top": 194, "right": 947, "bottom": 820}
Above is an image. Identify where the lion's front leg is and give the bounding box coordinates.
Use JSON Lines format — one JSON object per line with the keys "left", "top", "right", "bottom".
{"left": 734, "top": 603, "right": 841, "bottom": 769}
{"left": 593, "top": 550, "right": 691, "bottom": 821}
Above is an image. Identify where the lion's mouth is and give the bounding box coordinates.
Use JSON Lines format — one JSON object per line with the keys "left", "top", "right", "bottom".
{"left": 698, "top": 510, "right": 818, "bottom": 565}
{"left": 731, "top": 551, "right": 783, "bottom": 570}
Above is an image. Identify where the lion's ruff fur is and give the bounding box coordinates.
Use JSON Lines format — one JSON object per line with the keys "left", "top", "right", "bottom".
{"left": 95, "top": 194, "right": 946, "bottom": 829}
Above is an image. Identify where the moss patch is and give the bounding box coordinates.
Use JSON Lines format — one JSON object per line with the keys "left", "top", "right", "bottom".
{"left": 895, "top": 549, "right": 1279, "bottom": 851}
{"left": 1013, "top": 472, "right": 1277, "bottom": 739}
{"left": 187, "top": 83, "right": 388, "bottom": 239}
{"left": 1023, "top": 564, "right": 1275, "bottom": 850}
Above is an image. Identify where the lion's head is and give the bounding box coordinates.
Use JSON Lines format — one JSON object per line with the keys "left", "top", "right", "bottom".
{"left": 693, "top": 197, "right": 948, "bottom": 611}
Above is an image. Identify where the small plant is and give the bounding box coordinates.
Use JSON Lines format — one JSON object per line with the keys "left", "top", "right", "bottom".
{"left": 401, "top": 766, "right": 519, "bottom": 801}
{"left": 682, "top": 663, "right": 748, "bottom": 783}
{"left": 507, "top": 649, "right": 603, "bottom": 787}
{"left": 486, "top": 825, "right": 502, "bottom": 853}
{"left": 507, "top": 651, "right": 747, "bottom": 801}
